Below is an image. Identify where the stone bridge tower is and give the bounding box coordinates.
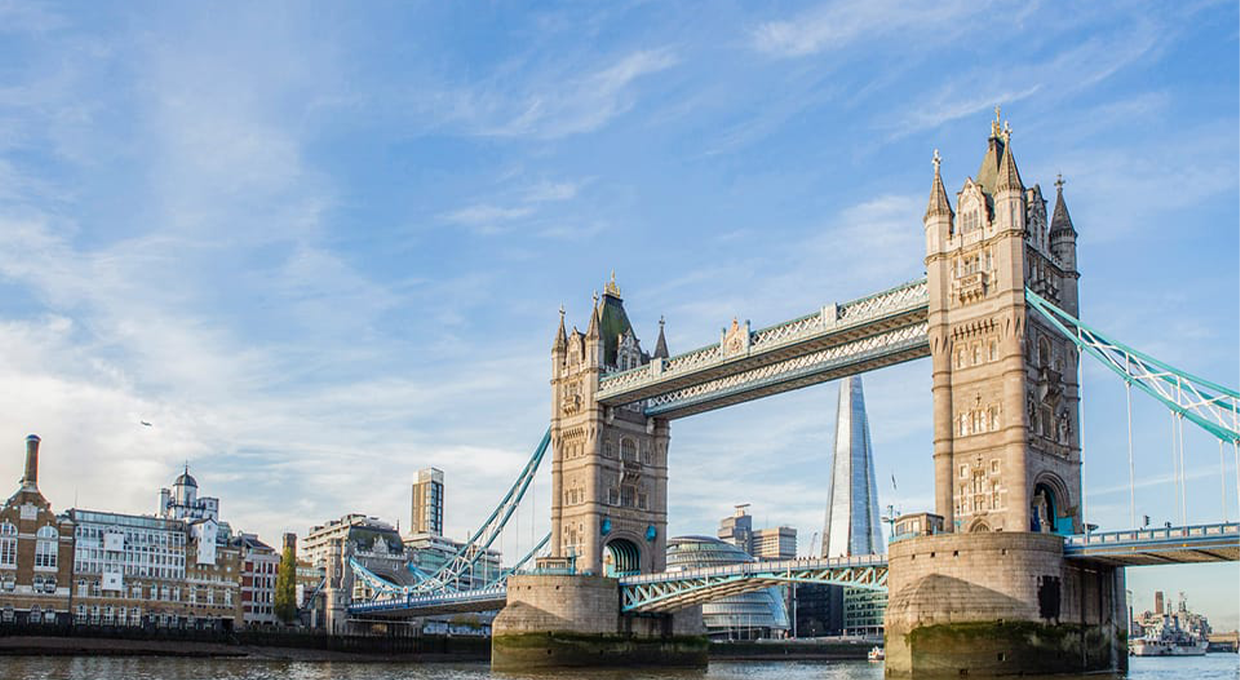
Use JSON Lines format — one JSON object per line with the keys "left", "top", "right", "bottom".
{"left": 923, "top": 108, "right": 1082, "bottom": 535}
{"left": 886, "top": 110, "right": 1124, "bottom": 677}
{"left": 549, "top": 275, "right": 671, "bottom": 576}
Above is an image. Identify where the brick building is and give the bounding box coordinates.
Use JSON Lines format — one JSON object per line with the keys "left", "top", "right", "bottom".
{"left": 0, "top": 435, "right": 75, "bottom": 625}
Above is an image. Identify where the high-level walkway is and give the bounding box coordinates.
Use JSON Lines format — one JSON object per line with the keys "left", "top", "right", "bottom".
{"left": 347, "top": 522, "right": 1238, "bottom": 618}
{"left": 597, "top": 278, "right": 929, "bottom": 418}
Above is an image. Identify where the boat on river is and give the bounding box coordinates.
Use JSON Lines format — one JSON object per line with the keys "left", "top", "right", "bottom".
{"left": 1131, "top": 614, "right": 1208, "bottom": 656}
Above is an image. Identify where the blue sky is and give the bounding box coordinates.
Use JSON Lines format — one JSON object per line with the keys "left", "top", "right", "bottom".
{"left": 0, "top": 2, "right": 1236, "bottom": 626}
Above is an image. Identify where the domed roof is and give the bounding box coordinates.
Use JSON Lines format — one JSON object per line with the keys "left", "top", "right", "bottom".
{"left": 174, "top": 466, "right": 198, "bottom": 488}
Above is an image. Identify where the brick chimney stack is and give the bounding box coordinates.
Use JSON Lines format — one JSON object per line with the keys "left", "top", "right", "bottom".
{"left": 22, "top": 434, "right": 40, "bottom": 490}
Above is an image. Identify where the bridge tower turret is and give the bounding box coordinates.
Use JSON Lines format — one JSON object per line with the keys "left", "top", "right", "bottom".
{"left": 923, "top": 109, "right": 1082, "bottom": 536}
{"left": 548, "top": 275, "right": 670, "bottom": 576}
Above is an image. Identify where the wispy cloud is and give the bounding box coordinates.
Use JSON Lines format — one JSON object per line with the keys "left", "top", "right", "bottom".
{"left": 881, "top": 14, "right": 1163, "bottom": 138}
{"left": 440, "top": 177, "right": 591, "bottom": 235}
{"left": 436, "top": 48, "right": 678, "bottom": 139}
{"left": 0, "top": 0, "right": 65, "bottom": 34}
{"left": 752, "top": 0, "right": 1007, "bottom": 58}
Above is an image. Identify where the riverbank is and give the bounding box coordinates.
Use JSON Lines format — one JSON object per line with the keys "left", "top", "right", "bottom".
{"left": 0, "top": 633, "right": 881, "bottom": 662}
{"left": 0, "top": 635, "right": 490, "bottom": 662}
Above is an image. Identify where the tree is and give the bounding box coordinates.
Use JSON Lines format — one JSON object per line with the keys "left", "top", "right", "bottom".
{"left": 274, "top": 545, "right": 298, "bottom": 624}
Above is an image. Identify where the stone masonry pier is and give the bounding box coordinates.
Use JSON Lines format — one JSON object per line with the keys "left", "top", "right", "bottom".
{"left": 884, "top": 532, "right": 1126, "bottom": 677}
{"left": 491, "top": 574, "right": 706, "bottom": 670}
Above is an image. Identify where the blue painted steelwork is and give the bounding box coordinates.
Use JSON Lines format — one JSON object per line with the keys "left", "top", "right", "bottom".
{"left": 483, "top": 532, "right": 549, "bottom": 588}
{"left": 1026, "top": 288, "right": 1240, "bottom": 443}
{"left": 350, "top": 585, "right": 510, "bottom": 616}
{"left": 345, "top": 429, "right": 551, "bottom": 602}
{"left": 413, "top": 428, "right": 552, "bottom": 593}
{"left": 347, "top": 531, "right": 549, "bottom": 615}
{"left": 345, "top": 523, "right": 1237, "bottom": 617}
{"left": 618, "top": 555, "right": 888, "bottom": 614}
{"left": 1063, "top": 522, "right": 1239, "bottom": 565}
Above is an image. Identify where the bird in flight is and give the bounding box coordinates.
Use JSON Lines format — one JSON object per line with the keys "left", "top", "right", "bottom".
{"left": 140, "top": 421, "right": 153, "bottom": 427}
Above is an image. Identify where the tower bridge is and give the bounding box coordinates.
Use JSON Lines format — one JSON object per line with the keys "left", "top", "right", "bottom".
{"left": 336, "top": 110, "right": 1239, "bottom": 676}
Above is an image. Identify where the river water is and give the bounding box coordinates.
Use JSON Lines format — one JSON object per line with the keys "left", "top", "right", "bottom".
{"left": 0, "top": 655, "right": 1236, "bottom": 679}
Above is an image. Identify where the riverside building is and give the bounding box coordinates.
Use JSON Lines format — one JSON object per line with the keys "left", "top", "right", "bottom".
{"left": 0, "top": 435, "right": 75, "bottom": 625}
{"left": 67, "top": 468, "right": 242, "bottom": 629}
{"left": 235, "top": 532, "right": 279, "bottom": 626}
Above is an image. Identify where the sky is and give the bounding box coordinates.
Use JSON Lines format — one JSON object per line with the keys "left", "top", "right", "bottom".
{"left": 0, "top": 1, "right": 1236, "bottom": 627}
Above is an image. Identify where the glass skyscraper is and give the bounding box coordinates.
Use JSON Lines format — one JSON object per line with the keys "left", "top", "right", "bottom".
{"left": 821, "top": 376, "right": 885, "bottom": 558}
{"left": 820, "top": 376, "right": 887, "bottom": 636}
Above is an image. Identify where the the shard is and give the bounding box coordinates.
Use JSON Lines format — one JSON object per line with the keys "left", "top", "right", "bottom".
{"left": 821, "top": 376, "right": 885, "bottom": 557}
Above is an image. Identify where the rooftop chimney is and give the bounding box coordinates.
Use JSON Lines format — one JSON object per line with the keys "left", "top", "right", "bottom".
{"left": 22, "top": 434, "right": 40, "bottom": 490}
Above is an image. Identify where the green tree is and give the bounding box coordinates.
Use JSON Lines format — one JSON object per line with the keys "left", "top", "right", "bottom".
{"left": 274, "top": 545, "right": 298, "bottom": 623}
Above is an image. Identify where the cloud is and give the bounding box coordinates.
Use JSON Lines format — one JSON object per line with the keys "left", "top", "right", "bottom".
{"left": 437, "top": 48, "right": 678, "bottom": 139}
{"left": 440, "top": 177, "right": 591, "bottom": 235}
{"left": 442, "top": 204, "right": 535, "bottom": 229}
{"left": 0, "top": 0, "right": 65, "bottom": 34}
{"left": 752, "top": 0, "right": 1003, "bottom": 58}
{"left": 881, "top": 13, "right": 1163, "bottom": 138}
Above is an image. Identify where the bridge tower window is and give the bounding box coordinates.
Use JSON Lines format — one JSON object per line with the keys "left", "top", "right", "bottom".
{"left": 620, "top": 438, "right": 637, "bottom": 462}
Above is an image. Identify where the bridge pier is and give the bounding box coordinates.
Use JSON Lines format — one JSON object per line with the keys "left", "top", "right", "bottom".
{"left": 491, "top": 574, "right": 707, "bottom": 670}
{"left": 884, "top": 532, "right": 1126, "bottom": 677}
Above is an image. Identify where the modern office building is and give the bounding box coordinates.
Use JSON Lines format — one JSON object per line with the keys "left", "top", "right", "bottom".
{"left": 0, "top": 435, "right": 75, "bottom": 625}
{"left": 717, "top": 504, "right": 753, "bottom": 552}
{"left": 793, "top": 583, "right": 844, "bottom": 637}
{"left": 751, "top": 526, "right": 797, "bottom": 561}
{"left": 717, "top": 506, "right": 796, "bottom": 561}
{"left": 410, "top": 467, "right": 445, "bottom": 537}
{"left": 666, "top": 535, "right": 789, "bottom": 639}
{"left": 820, "top": 376, "right": 887, "bottom": 636}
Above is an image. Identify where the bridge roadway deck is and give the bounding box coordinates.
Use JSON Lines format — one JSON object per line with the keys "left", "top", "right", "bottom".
{"left": 347, "top": 523, "right": 1237, "bottom": 618}
{"left": 1062, "top": 522, "right": 1239, "bottom": 566}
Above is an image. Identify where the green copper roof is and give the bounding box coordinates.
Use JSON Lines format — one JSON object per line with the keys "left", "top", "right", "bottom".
{"left": 975, "top": 134, "right": 1005, "bottom": 197}
{"left": 598, "top": 291, "right": 634, "bottom": 366}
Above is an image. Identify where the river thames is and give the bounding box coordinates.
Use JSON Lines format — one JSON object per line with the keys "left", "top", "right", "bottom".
{"left": 0, "top": 655, "right": 1236, "bottom": 679}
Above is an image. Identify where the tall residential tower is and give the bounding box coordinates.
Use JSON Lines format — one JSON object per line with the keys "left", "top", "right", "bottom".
{"left": 410, "top": 467, "right": 444, "bottom": 537}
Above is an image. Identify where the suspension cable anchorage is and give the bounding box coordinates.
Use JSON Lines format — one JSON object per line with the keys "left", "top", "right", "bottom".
{"left": 1024, "top": 288, "right": 1240, "bottom": 443}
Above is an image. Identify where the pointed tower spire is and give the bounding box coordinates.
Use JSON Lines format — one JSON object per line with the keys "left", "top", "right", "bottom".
{"left": 585, "top": 291, "right": 600, "bottom": 339}
{"left": 996, "top": 127, "right": 1023, "bottom": 193}
{"left": 1049, "top": 174, "right": 1076, "bottom": 237}
{"left": 653, "top": 316, "right": 669, "bottom": 359}
{"left": 924, "top": 149, "right": 954, "bottom": 220}
{"left": 553, "top": 305, "right": 567, "bottom": 352}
